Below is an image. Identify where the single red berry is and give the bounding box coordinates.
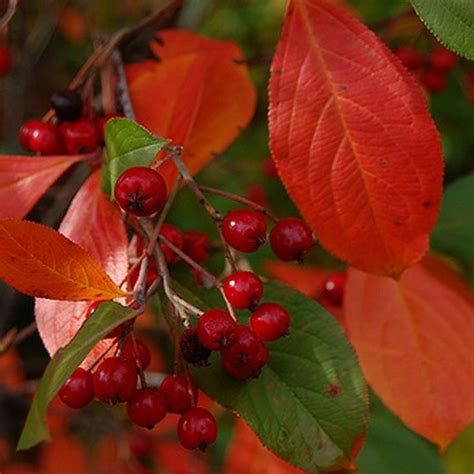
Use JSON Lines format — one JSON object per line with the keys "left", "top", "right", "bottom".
{"left": 270, "top": 217, "right": 313, "bottom": 261}
{"left": 420, "top": 68, "right": 448, "bottom": 93}
{"left": 93, "top": 357, "right": 137, "bottom": 404}
{"left": 221, "top": 209, "right": 267, "bottom": 253}
{"left": 197, "top": 309, "right": 236, "bottom": 350}
{"left": 128, "top": 429, "right": 154, "bottom": 457}
{"left": 18, "top": 119, "right": 42, "bottom": 150}
{"left": 0, "top": 46, "right": 12, "bottom": 76}
{"left": 246, "top": 184, "right": 268, "bottom": 208}
{"left": 177, "top": 407, "right": 217, "bottom": 450}
{"left": 160, "top": 374, "right": 198, "bottom": 414}
{"left": 322, "top": 272, "right": 347, "bottom": 307}
{"left": 183, "top": 230, "right": 210, "bottom": 263}
{"left": 180, "top": 328, "right": 211, "bottom": 367}
{"left": 221, "top": 340, "right": 268, "bottom": 380}
{"left": 28, "top": 122, "right": 65, "bottom": 155}
{"left": 114, "top": 167, "right": 168, "bottom": 217}
{"left": 59, "top": 367, "right": 94, "bottom": 409}
{"left": 393, "top": 46, "right": 422, "bottom": 70}
{"left": 430, "top": 47, "right": 458, "bottom": 72}
{"left": 262, "top": 158, "right": 278, "bottom": 178}
{"left": 222, "top": 324, "right": 260, "bottom": 365}
{"left": 159, "top": 223, "right": 184, "bottom": 263}
{"left": 51, "top": 89, "right": 83, "bottom": 121}
{"left": 127, "top": 388, "right": 167, "bottom": 428}
{"left": 85, "top": 301, "right": 128, "bottom": 339}
{"left": 223, "top": 271, "right": 263, "bottom": 310}
{"left": 250, "top": 302, "right": 291, "bottom": 341}
{"left": 122, "top": 337, "right": 151, "bottom": 370}
{"left": 98, "top": 113, "right": 123, "bottom": 143}
{"left": 62, "top": 118, "right": 99, "bottom": 154}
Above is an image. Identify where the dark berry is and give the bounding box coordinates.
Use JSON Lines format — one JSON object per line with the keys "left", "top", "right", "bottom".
{"left": 127, "top": 388, "right": 167, "bottom": 428}
{"left": 222, "top": 324, "right": 260, "bottom": 365}
{"left": 183, "top": 230, "right": 210, "bottom": 263}
{"left": 322, "top": 272, "right": 347, "bottom": 307}
{"left": 59, "top": 368, "right": 94, "bottom": 409}
{"left": 393, "top": 46, "right": 422, "bottom": 70}
{"left": 98, "top": 113, "right": 123, "bottom": 143}
{"left": 420, "top": 68, "right": 448, "bottom": 93}
{"left": 250, "top": 303, "right": 291, "bottom": 341}
{"left": 128, "top": 429, "right": 154, "bottom": 457}
{"left": 122, "top": 337, "right": 151, "bottom": 370}
{"left": 180, "top": 328, "right": 211, "bottom": 367}
{"left": 51, "top": 89, "right": 83, "bottom": 121}
{"left": 28, "top": 122, "right": 65, "bottom": 155}
{"left": 0, "top": 46, "right": 12, "bottom": 76}
{"left": 114, "top": 167, "right": 168, "bottom": 217}
{"left": 93, "top": 357, "right": 137, "bottom": 404}
{"left": 177, "top": 407, "right": 217, "bottom": 450}
{"left": 221, "top": 209, "right": 267, "bottom": 253}
{"left": 160, "top": 374, "right": 198, "bottom": 414}
{"left": 223, "top": 271, "right": 263, "bottom": 310}
{"left": 270, "top": 217, "right": 313, "bottom": 261}
{"left": 62, "top": 118, "right": 99, "bottom": 154}
{"left": 159, "top": 223, "right": 184, "bottom": 263}
{"left": 221, "top": 340, "right": 268, "bottom": 380}
{"left": 197, "top": 309, "right": 236, "bottom": 350}
{"left": 430, "top": 47, "right": 458, "bottom": 72}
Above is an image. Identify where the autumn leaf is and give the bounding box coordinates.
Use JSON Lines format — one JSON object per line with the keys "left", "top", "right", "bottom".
{"left": 0, "top": 154, "right": 83, "bottom": 220}
{"left": 0, "top": 218, "right": 125, "bottom": 301}
{"left": 126, "top": 28, "right": 257, "bottom": 188}
{"left": 268, "top": 0, "right": 443, "bottom": 276}
{"left": 344, "top": 256, "right": 474, "bottom": 449}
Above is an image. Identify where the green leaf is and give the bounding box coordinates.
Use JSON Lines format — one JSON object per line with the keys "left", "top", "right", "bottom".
{"left": 161, "top": 280, "right": 368, "bottom": 473}
{"left": 431, "top": 174, "right": 474, "bottom": 263}
{"left": 104, "top": 118, "right": 169, "bottom": 196}
{"left": 410, "top": 0, "right": 474, "bottom": 59}
{"left": 443, "top": 423, "right": 474, "bottom": 474}
{"left": 17, "top": 302, "right": 135, "bottom": 451}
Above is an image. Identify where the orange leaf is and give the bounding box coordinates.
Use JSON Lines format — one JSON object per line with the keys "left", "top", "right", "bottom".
{"left": 126, "top": 29, "right": 257, "bottom": 188}
{"left": 0, "top": 154, "right": 83, "bottom": 220}
{"left": 344, "top": 256, "right": 474, "bottom": 449}
{"left": 35, "top": 171, "right": 128, "bottom": 365}
{"left": 0, "top": 218, "right": 125, "bottom": 301}
{"left": 268, "top": 0, "right": 443, "bottom": 276}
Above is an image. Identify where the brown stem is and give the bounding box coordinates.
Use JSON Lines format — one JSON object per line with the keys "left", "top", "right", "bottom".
{"left": 0, "top": 0, "right": 18, "bottom": 32}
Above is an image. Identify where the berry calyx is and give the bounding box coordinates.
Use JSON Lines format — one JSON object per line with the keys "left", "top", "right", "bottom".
{"left": 221, "top": 209, "right": 267, "bottom": 253}
{"left": 159, "top": 223, "right": 184, "bottom": 263}
{"left": 127, "top": 388, "right": 167, "bottom": 429}
{"left": 393, "top": 46, "right": 422, "bottom": 70}
{"left": 222, "top": 324, "right": 260, "bottom": 364}
{"left": 62, "top": 118, "right": 99, "bottom": 154}
{"left": 128, "top": 429, "right": 154, "bottom": 457}
{"left": 177, "top": 407, "right": 217, "bottom": 451}
{"left": 114, "top": 167, "right": 168, "bottom": 217}
{"left": 223, "top": 271, "right": 263, "bottom": 310}
{"left": 322, "top": 272, "right": 347, "bottom": 307}
{"left": 183, "top": 230, "right": 210, "bottom": 263}
{"left": 250, "top": 302, "right": 291, "bottom": 341}
{"left": 269, "top": 217, "right": 313, "bottom": 261}
{"left": 59, "top": 367, "right": 94, "bottom": 409}
{"left": 25, "top": 121, "right": 64, "bottom": 155}
{"left": 160, "top": 374, "right": 198, "bottom": 414}
{"left": 430, "top": 47, "right": 458, "bottom": 72}
{"left": 0, "top": 46, "right": 12, "bottom": 76}
{"left": 93, "top": 357, "right": 137, "bottom": 404}
{"left": 197, "top": 309, "right": 236, "bottom": 350}
{"left": 51, "top": 89, "right": 83, "bottom": 121}
{"left": 122, "top": 337, "right": 151, "bottom": 370}
{"left": 180, "top": 328, "right": 211, "bottom": 367}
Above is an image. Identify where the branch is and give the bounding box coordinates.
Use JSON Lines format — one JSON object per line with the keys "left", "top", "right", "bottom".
{"left": 0, "top": 0, "right": 18, "bottom": 32}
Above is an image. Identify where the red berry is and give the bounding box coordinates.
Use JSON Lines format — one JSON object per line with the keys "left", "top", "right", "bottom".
{"left": 122, "top": 337, "right": 151, "bottom": 370}
{"left": 393, "top": 46, "right": 422, "bottom": 70}
{"left": 430, "top": 47, "right": 458, "bottom": 72}
{"left": 128, "top": 429, "right": 154, "bottom": 457}
{"left": 27, "top": 122, "right": 65, "bottom": 155}
{"left": 223, "top": 271, "right": 263, "bottom": 310}
{"left": 250, "top": 303, "right": 291, "bottom": 341}
{"left": 222, "top": 324, "right": 260, "bottom": 364}
{"left": 62, "top": 118, "right": 99, "bottom": 154}
{"left": 246, "top": 185, "right": 268, "bottom": 208}
{"left": 59, "top": 368, "right": 94, "bottom": 409}
{"left": 160, "top": 374, "right": 198, "bottom": 414}
{"left": 98, "top": 113, "right": 123, "bottom": 142}
{"left": 0, "top": 46, "right": 12, "bottom": 76}
{"left": 177, "top": 408, "right": 217, "bottom": 450}
{"left": 127, "top": 388, "right": 167, "bottom": 428}
{"left": 197, "top": 309, "right": 236, "bottom": 350}
{"left": 180, "top": 328, "right": 211, "bottom": 367}
{"left": 114, "top": 167, "right": 168, "bottom": 217}
{"left": 221, "top": 340, "right": 268, "bottom": 380}
{"left": 420, "top": 68, "right": 448, "bottom": 93}
{"left": 51, "top": 89, "right": 83, "bottom": 121}
{"left": 262, "top": 158, "right": 278, "bottom": 178}
{"left": 270, "top": 217, "right": 313, "bottom": 261}
{"left": 322, "top": 272, "right": 347, "bottom": 307}
{"left": 93, "top": 357, "right": 137, "bottom": 404}
{"left": 221, "top": 209, "right": 267, "bottom": 253}
{"left": 18, "top": 119, "right": 43, "bottom": 150}
{"left": 159, "top": 223, "right": 184, "bottom": 263}
{"left": 183, "top": 230, "right": 210, "bottom": 263}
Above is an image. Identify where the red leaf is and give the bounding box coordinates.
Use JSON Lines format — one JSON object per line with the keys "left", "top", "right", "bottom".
{"left": 126, "top": 29, "right": 257, "bottom": 188}
{"left": 268, "top": 0, "right": 443, "bottom": 276}
{"left": 0, "top": 154, "right": 82, "bottom": 220}
{"left": 344, "top": 256, "right": 474, "bottom": 449}
{"left": 35, "top": 171, "right": 128, "bottom": 366}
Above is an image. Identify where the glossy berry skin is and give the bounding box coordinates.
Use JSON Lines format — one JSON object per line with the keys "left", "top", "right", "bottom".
{"left": 222, "top": 324, "right": 260, "bottom": 364}
{"left": 270, "top": 217, "right": 313, "bottom": 261}
{"left": 160, "top": 374, "right": 198, "bottom": 414}
{"left": 221, "top": 340, "right": 268, "bottom": 380}
{"left": 27, "top": 122, "right": 64, "bottom": 155}
{"left": 420, "top": 68, "right": 448, "bottom": 93}
{"left": 183, "top": 230, "right": 210, "bottom": 263}
{"left": 18, "top": 119, "right": 44, "bottom": 150}
{"left": 98, "top": 113, "right": 123, "bottom": 142}
{"left": 221, "top": 209, "right": 267, "bottom": 253}
{"left": 322, "top": 272, "right": 347, "bottom": 307}
{"left": 0, "top": 46, "right": 12, "bottom": 76}
{"left": 180, "top": 328, "right": 211, "bottom": 367}
{"left": 122, "top": 337, "right": 151, "bottom": 370}
{"left": 178, "top": 408, "right": 217, "bottom": 450}
{"left": 197, "top": 309, "right": 236, "bottom": 350}
{"left": 114, "top": 167, "right": 167, "bottom": 217}
{"left": 250, "top": 303, "right": 291, "bottom": 341}
{"left": 127, "top": 388, "right": 167, "bottom": 428}
{"left": 393, "top": 46, "right": 422, "bottom": 70}
{"left": 430, "top": 47, "right": 458, "bottom": 72}
{"left": 51, "top": 89, "right": 83, "bottom": 121}
{"left": 59, "top": 368, "right": 94, "bottom": 409}
{"left": 128, "top": 429, "right": 154, "bottom": 457}
{"left": 62, "top": 118, "right": 99, "bottom": 154}
{"left": 159, "top": 223, "right": 184, "bottom": 263}
{"left": 223, "top": 271, "right": 263, "bottom": 310}
{"left": 93, "top": 357, "right": 137, "bottom": 404}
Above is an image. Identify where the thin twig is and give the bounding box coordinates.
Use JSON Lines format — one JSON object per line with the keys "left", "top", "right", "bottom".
{"left": 0, "top": 0, "right": 18, "bottom": 32}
